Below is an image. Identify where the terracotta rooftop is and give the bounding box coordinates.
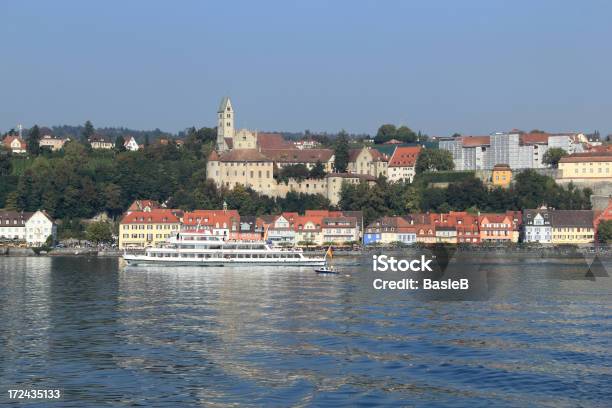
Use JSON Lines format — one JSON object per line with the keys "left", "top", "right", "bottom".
{"left": 520, "top": 133, "right": 549, "bottom": 145}
{"left": 121, "top": 209, "right": 180, "bottom": 224}
{"left": 262, "top": 148, "right": 334, "bottom": 163}
{"left": 257, "top": 133, "right": 293, "bottom": 149}
{"left": 559, "top": 152, "right": 612, "bottom": 163}
{"left": 218, "top": 149, "right": 271, "bottom": 162}
{"left": 461, "top": 136, "right": 490, "bottom": 147}
{"left": 389, "top": 146, "right": 421, "bottom": 167}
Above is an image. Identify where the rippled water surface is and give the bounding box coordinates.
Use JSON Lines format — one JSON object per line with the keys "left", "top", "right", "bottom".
{"left": 0, "top": 256, "right": 611, "bottom": 407}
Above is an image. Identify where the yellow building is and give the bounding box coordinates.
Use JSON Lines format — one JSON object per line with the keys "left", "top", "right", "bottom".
{"left": 119, "top": 209, "right": 181, "bottom": 249}
{"left": 550, "top": 210, "right": 595, "bottom": 244}
{"left": 558, "top": 152, "right": 612, "bottom": 181}
{"left": 492, "top": 164, "right": 512, "bottom": 188}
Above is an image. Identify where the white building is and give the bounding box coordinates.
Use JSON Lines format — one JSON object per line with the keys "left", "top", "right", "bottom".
{"left": 124, "top": 136, "right": 140, "bottom": 151}
{"left": 387, "top": 146, "right": 421, "bottom": 183}
{"left": 439, "top": 132, "right": 587, "bottom": 171}
{"left": 0, "top": 210, "right": 56, "bottom": 245}
{"left": 39, "top": 135, "right": 69, "bottom": 151}
{"left": 266, "top": 215, "right": 296, "bottom": 246}
{"left": 2, "top": 136, "right": 27, "bottom": 154}
{"left": 0, "top": 211, "right": 29, "bottom": 241}
{"left": 523, "top": 209, "right": 552, "bottom": 243}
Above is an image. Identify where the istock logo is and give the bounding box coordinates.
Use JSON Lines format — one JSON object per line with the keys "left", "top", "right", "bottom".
{"left": 372, "top": 255, "right": 433, "bottom": 272}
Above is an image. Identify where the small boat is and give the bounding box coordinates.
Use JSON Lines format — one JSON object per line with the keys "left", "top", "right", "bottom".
{"left": 315, "top": 246, "right": 339, "bottom": 274}
{"left": 315, "top": 265, "right": 339, "bottom": 274}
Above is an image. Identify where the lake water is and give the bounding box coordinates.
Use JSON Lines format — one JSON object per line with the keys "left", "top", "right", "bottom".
{"left": 0, "top": 255, "right": 610, "bottom": 407}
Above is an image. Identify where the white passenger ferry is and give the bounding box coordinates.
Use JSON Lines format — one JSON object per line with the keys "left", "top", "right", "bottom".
{"left": 123, "top": 231, "right": 326, "bottom": 267}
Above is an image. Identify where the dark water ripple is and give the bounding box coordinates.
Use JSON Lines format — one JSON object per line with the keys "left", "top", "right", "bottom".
{"left": 0, "top": 256, "right": 611, "bottom": 407}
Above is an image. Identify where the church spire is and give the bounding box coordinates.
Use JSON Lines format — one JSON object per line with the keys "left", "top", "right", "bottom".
{"left": 216, "top": 96, "right": 234, "bottom": 151}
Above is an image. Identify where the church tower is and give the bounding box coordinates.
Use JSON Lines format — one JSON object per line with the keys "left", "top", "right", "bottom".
{"left": 216, "top": 96, "right": 234, "bottom": 151}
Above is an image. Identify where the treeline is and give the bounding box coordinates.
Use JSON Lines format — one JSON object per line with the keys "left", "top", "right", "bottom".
{"left": 340, "top": 170, "right": 592, "bottom": 225}
{"left": 374, "top": 124, "right": 428, "bottom": 144}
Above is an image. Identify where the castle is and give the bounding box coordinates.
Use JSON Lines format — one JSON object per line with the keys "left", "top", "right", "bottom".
{"left": 206, "top": 97, "right": 421, "bottom": 204}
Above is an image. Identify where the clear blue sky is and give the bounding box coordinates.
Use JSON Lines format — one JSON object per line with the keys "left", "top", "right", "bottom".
{"left": 1, "top": 0, "right": 611, "bottom": 136}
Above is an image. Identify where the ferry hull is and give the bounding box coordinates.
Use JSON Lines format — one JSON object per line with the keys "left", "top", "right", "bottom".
{"left": 124, "top": 255, "right": 326, "bottom": 267}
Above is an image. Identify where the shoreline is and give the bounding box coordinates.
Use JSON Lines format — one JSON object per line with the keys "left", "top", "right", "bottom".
{"left": 1, "top": 245, "right": 610, "bottom": 258}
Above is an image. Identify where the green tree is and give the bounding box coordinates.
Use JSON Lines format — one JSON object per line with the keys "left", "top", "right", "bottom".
{"left": 395, "top": 126, "right": 416, "bottom": 143}
{"left": 26, "top": 125, "right": 41, "bottom": 156}
{"left": 334, "top": 130, "right": 350, "bottom": 173}
{"left": 374, "top": 124, "right": 397, "bottom": 144}
{"left": 0, "top": 145, "right": 11, "bottom": 176}
{"left": 114, "top": 135, "right": 126, "bottom": 152}
{"left": 542, "top": 147, "right": 568, "bottom": 168}
{"left": 86, "top": 221, "right": 113, "bottom": 244}
{"left": 309, "top": 160, "right": 326, "bottom": 179}
{"left": 81, "top": 120, "right": 94, "bottom": 145}
{"left": 597, "top": 220, "right": 612, "bottom": 243}
{"left": 415, "top": 149, "right": 455, "bottom": 174}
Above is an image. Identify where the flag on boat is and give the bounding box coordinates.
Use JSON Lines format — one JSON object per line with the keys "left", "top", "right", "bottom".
{"left": 326, "top": 246, "right": 333, "bottom": 259}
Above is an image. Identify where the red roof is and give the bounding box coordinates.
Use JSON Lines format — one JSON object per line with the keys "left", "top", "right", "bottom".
{"left": 461, "top": 136, "right": 490, "bottom": 147}
{"left": 559, "top": 152, "right": 612, "bottom": 163}
{"left": 182, "top": 210, "right": 240, "bottom": 227}
{"left": 121, "top": 209, "right": 179, "bottom": 224}
{"left": 127, "top": 200, "right": 160, "bottom": 212}
{"left": 257, "top": 133, "right": 293, "bottom": 149}
{"left": 3, "top": 135, "right": 26, "bottom": 149}
{"left": 520, "top": 133, "right": 549, "bottom": 145}
{"left": 389, "top": 146, "right": 422, "bottom": 167}
{"left": 262, "top": 148, "right": 334, "bottom": 163}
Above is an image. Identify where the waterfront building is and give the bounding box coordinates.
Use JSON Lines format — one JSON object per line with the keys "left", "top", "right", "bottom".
{"left": 594, "top": 199, "right": 612, "bottom": 241}
{"left": 523, "top": 209, "right": 553, "bottom": 243}
{"left": 2, "top": 135, "right": 27, "bottom": 154}
{"left": 119, "top": 209, "right": 181, "bottom": 249}
{"left": 0, "top": 210, "right": 57, "bottom": 245}
{"left": 25, "top": 211, "right": 57, "bottom": 246}
{"left": 387, "top": 146, "right": 421, "bottom": 183}
{"left": 0, "top": 211, "right": 29, "bottom": 241}
{"left": 491, "top": 164, "right": 512, "bottom": 188}
{"left": 364, "top": 216, "right": 412, "bottom": 245}
{"left": 321, "top": 214, "right": 359, "bottom": 244}
{"left": 450, "top": 212, "right": 480, "bottom": 244}
{"left": 558, "top": 152, "right": 612, "bottom": 181}
{"left": 182, "top": 209, "right": 240, "bottom": 239}
{"left": 266, "top": 214, "right": 297, "bottom": 246}
{"left": 89, "top": 135, "right": 113, "bottom": 150}
{"left": 478, "top": 211, "right": 522, "bottom": 243}
{"left": 550, "top": 210, "right": 595, "bottom": 244}
{"left": 124, "top": 136, "right": 140, "bottom": 151}
{"left": 234, "top": 216, "right": 265, "bottom": 241}
{"left": 39, "top": 135, "right": 69, "bottom": 151}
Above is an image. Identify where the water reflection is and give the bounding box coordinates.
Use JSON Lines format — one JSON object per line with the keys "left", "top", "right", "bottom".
{"left": 0, "top": 256, "right": 610, "bottom": 407}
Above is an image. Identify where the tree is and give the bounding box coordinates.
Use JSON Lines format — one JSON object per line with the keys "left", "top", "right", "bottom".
{"left": 0, "top": 145, "right": 11, "bottom": 176}
{"left": 82, "top": 120, "right": 94, "bottom": 145}
{"left": 86, "top": 221, "right": 113, "bottom": 244}
{"left": 396, "top": 126, "right": 416, "bottom": 143}
{"left": 334, "top": 130, "right": 350, "bottom": 173}
{"left": 597, "top": 220, "right": 612, "bottom": 243}
{"left": 309, "top": 160, "right": 326, "bottom": 179}
{"left": 542, "top": 148, "right": 568, "bottom": 168}
{"left": 26, "top": 125, "right": 41, "bottom": 156}
{"left": 415, "top": 149, "right": 455, "bottom": 174}
{"left": 114, "top": 135, "right": 126, "bottom": 152}
{"left": 374, "top": 124, "right": 397, "bottom": 144}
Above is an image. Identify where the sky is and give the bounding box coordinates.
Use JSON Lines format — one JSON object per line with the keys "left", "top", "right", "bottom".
{"left": 1, "top": 0, "right": 611, "bottom": 137}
